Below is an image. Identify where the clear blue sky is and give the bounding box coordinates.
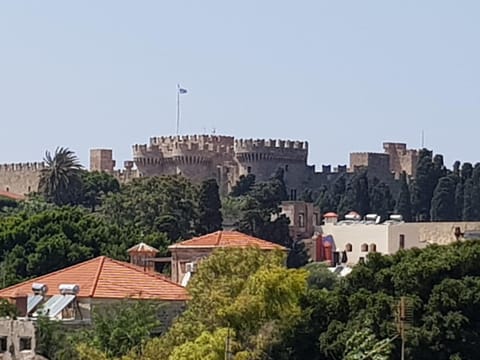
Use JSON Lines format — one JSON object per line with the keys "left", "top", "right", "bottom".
{"left": 1, "top": 1, "right": 479, "bottom": 169}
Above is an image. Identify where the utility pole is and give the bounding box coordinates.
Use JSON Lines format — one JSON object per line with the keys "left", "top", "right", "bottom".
{"left": 224, "top": 327, "right": 232, "bottom": 360}
{"left": 396, "top": 296, "right": 412, "bottom": 360}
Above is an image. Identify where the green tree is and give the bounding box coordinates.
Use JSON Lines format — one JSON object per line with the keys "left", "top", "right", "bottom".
{"left": 304, "top": 262, "right": 338, "bottom": 291}
{"left": 85, "top": 301, "right": 160, "bottom": 358}
{"left": 338, "top": 171, "right": 369, "bottom": 217}
{"left": 81, "top": 171, "right": 120, "bottom": 212}
{"left": 431, "top": 175, "right": 457, "bottom": 221}
{"left": 140, "top": 248, "right": 307, "bottom": 359}
{"left": 102, "top": 175, "right": 198, "bottom": 248}
{"left": 230, "top": 174, "right": 256, "bottom": 197}
{"left": 411, "top": 149, "right": 437, "bottom": 221}
{"left": 396, "top": 171, "right": 412, "bottom": 221}
{"left": 369, "top": 178, "right": 394, "bottom": 221}
{"left": 343, "top": 328, "right": 393, "bottom": 360}
{"left": 0, "top": 206, "right": 134, "bottom": 286}
{"left": 195, "top": 179, "right": 223, "bottom": 235}
{"left": 38, "top": 147, "right": 83, "bottom": 206}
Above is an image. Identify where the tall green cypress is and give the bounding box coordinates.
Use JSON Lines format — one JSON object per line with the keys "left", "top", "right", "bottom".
{"left": 411, "top": 149, "right": 436, "bottom": 221}
{"left": 369, "top": 178, "right": 394, "bottom": 221}
{"left": 431, "top": 175, "right": 457, "bottom": 221}
{"left": 396, "top": 172, "right": 412, "bottom": 222}
{"left": 195, "top": 179, "right": 223, "bottom": 235}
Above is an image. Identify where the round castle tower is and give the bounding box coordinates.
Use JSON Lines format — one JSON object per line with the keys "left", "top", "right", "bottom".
{"left": 234, "top": 139, "right": 311, "bottom": 199}
{"left": 132, "top": 135, "right": 235, "bottom": 182}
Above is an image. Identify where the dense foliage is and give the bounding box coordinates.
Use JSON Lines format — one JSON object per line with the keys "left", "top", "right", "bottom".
{"left": 314, "top": 149, "right": 480, "bottom": 223}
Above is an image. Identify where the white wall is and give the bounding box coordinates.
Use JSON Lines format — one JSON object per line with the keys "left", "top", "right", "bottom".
{"left": 321, "top": 222, "right": 426, "bottom": 265}
{"left": 321, "top": 223, "right": 390, "bottom": 265}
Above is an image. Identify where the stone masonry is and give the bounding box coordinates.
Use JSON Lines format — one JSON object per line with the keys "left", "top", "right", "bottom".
{"left": 0, "top": 136, "right": 418, "bottom": 197}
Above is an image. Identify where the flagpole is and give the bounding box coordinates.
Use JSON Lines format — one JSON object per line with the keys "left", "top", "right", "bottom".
{"left": 176, "top": 84, "right": 180, "bottom": 135}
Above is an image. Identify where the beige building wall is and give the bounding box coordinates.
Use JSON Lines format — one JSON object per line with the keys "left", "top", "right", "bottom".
{"left": 0, "top": 319, "right": 36, "bottom": 359}
{"left": 417, "top": 222, "right": 480, "bottom": 245}
{"left": 320, "top": 222, "right": 426, "bottom": 265}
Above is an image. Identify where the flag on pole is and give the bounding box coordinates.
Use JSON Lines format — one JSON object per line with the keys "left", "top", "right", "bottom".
{"left": 178, "top": 87, "right": 188, "bottom": 94}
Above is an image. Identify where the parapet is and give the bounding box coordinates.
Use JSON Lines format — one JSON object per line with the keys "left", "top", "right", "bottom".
{"left": 133, "top": 134, "right": 235, "bottom": 159}
{"left": 234, "top": 138, "right": 308, "bottom": 151}
{"left": 0, "top": 162, "right": 46, "bottom": 172}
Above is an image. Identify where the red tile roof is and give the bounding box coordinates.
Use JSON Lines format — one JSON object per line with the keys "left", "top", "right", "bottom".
{"left": 0, "top": 190, "right": 25, "bottom": 201}
{"left": 169, "top": 230, "right": 286, "bottom": 250}
{"left": 0, "top": 256, "right": 188, "bottom": 301}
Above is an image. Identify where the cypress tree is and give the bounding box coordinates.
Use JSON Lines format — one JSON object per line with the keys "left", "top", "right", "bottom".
{"left": 411, "top": 149, "right": 436, "bottom": 221}
{"left": 463, "top": 179, "right": 475, "bottom": 221}
{"left": 369, "top": 178, "right": 394, "bottom": 221}
{"left": 431, "top": 175, "right": 457, "bottom": 221}
{"left": 396, "top": 172, "right": 412, "bottom": 222}
{"left": 454, "top": 182, "right": 464, "bottom": 221}
{"left": 196, "top": 179, "right": 223, "bottom": 235}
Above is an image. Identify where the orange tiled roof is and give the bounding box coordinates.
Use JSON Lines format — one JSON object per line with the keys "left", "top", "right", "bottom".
{"left": 0, "top": 256, "right": 188, "bottom": 301}
{"left": 0, "top": 190, "right": 25, "bottom": 201}
{"left": 169, "top": 230, "right": 286, "bottom": 250}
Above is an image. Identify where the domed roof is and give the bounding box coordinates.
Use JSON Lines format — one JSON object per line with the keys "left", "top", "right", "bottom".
{"left": 127, "top": 242, "right": 159, "bottom": 254}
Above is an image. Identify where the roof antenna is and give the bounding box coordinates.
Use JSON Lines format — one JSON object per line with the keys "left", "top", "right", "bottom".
{"left": 421, "top": 130, "right": 425, "bottom": 148}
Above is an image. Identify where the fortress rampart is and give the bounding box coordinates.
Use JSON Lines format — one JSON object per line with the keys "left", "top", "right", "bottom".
{"left": 0, "top": 162, "right": 45, "bottom": 194}
{"left": 0, "top": 137, "right": 418, "bottom": 199}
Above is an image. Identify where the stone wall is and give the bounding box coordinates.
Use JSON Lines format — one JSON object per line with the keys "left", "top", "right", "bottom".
{"left": 0, "top": 163, "right": 43, "bottom": 195}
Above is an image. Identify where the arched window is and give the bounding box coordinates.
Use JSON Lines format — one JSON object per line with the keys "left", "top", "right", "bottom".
{"left": 369, "top": 243, "right": 377, "bottom": 253}
{"left": 345, "top": 243, "right": 352, "bottom": 252}
{"left": 361, "top": 243, "right": 368, "bottom": 252}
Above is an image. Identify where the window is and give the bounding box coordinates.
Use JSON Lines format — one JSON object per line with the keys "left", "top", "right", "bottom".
{"left": 399, "top": 234, "right": 405, "bottom": 250}
{"left": 5, "top": 187, "right": 9, "bottom": 192}
{"left": 247, "top": 166, "right": 252, "bottom": 174}
{"left": 20, "top": 337, "right": 32, "bottom": 351}
{"left": 0, "top": 336, "right": 6, "bottom": 352}
{"left": 361, "top": 243, "right": 368, "bottom": 252}
{"left": 314, "top": 213, "right": 320, "bottom": 225}
{"left": 369, "top": 243, "right": 377, "bottom": 253}
{"left": 345, "top": 243, "right": 352, "bottom": 252}
{"left": 298, "top": 212, "right": 305, "bottom": 227}
{"left": 285, "top": 164, "right": 289, "bottom": 172}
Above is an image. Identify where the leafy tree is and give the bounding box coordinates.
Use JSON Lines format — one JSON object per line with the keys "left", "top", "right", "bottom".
{"left": 38, "top": 147, "right": 83, "bottom": 206}
{"left": 430, "top": 175, "right": 457, "bottom": 221}
{"left": 0, "top": 196, "right": 18, "bottom": 213}
{"left": 237, "top": 179, "right": 292, "bottom": 249}
{"left": 0, "top": 299, "right": 18, "bottom": 318}
{"left": 102, "top": 175, "right": 198, "bottom": 249}
{"left": 454, "top": 181, "right": 464, "bottom": 220}
{"left": 461, "top": 162, "right": 473, "bottom": 182}
{"left": 396, "top": 171, "right": 412, "bottom": 221}
{"left": 230, "top": 174, "right": 256, "bottom": 197}
{"left": 139, "top": 248, "right": 307, "bottom": 359}
{"left": 80, "top": 171, "right": 120, "bottom": 212}
{"left": 463, "top": 179, "right": 476, "bottom": 221}
{"left": 195, "top": 179, "right": 222, "bottom": 235}
{"left": 304, "top": 262, "right": 338, "bottom": 291}
{"left": 0, "top": 206, "right": 134, "bottom": 286}
{"left": 287, "top": 239, "right": 309, "bottom": 269}
{"left": 83, "top": 301, "right": 160, "bottom": 358}
{"left": 343, "top": 328, "right": 393, "bottom": 360}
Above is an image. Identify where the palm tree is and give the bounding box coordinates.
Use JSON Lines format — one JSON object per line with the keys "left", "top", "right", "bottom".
{"left": 38, "top": 147, "right": 83, "bottom": 205}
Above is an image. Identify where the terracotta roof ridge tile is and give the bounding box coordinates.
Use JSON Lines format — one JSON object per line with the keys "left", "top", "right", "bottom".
{"left": 107, "top": 258, "right": 187, "bottom": 289}
{"left": 0, "top": 256, "right": 104, "bottom": 296}
{"left": 89, "top": 256, "right": 106, "bottom": 297}
{"left": 216, "top": 231, "right": 222, "bottom": 246}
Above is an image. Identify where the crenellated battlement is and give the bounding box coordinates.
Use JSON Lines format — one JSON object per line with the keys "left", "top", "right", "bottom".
{"left": 0, "top": 162, "right": 46, "bottom": 172}
{"left": 234, "top": 138, "right": 308, "bottom": 163}
{"left": 133, "top": 134, "right": 235, "bottom": 161}
{"left": 234, "top": 138, "right": 308, "bottom": 151}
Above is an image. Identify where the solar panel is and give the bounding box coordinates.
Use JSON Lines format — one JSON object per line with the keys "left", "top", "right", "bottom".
{"left": 41, "top": 295, "right": 76, "bottom": 318}
{"left": 27, "top": 295, "right": 43, "bottom": 314}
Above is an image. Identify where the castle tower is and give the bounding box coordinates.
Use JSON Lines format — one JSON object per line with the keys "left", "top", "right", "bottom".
{"left": 234, "top": 138, "right": 311, "bottom": 200}
{"left": 90, "top": 149, "right": 115, "bottom": 173}
{"left": 132, "top": 135, "right": 235, "bottom": 186}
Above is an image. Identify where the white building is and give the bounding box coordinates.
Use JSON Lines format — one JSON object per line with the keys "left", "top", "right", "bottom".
{"left": 316, "top": 212, "right": 426, "bottom": 266}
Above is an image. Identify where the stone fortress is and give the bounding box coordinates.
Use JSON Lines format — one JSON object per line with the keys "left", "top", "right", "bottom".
{"left": 0, "top": 134, "right": 419, "bottom": 197}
